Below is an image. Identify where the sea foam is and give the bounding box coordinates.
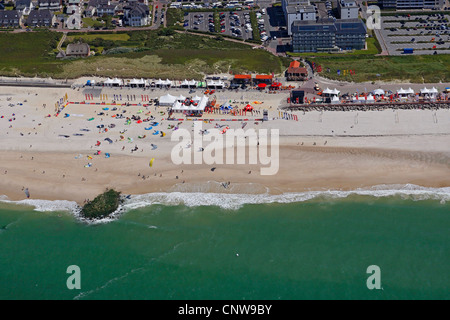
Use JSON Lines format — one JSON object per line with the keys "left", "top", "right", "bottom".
{"left": 1, "top": 184, "right": 449, "bottom": 216}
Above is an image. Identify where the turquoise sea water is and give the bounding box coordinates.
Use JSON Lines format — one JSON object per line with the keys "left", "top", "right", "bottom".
{"left": 0, "top": 193, "right": 449, "bottom": 300}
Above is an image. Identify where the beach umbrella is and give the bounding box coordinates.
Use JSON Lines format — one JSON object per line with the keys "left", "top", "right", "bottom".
{"left": 258, "top": 83, "right": 267, "bottom": 89}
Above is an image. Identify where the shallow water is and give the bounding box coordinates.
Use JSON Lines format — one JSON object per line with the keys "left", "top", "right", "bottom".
{"left": 0, "top": 190, "right": 449, "bottom": 299}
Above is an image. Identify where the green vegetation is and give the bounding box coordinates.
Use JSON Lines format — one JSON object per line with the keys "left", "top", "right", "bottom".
{"left": 249, "top": 11, "right": 260, "bottom": 42}
{"left": 0, "top": 29, "right": 285, "bottom": 79}
{"left": 82, "top": 17, "right": 103, "bottom": 28}
{"left": 67, "top": 33, "right": 130, "bottom": 42}
{"left": 310, "top": 54, "right": 450, "bottom": 83}
{"left": 81, "top": 189, "right": 121, "bottom": 219}
{"left": 0, "top": 31, "right": 63, "bottom": 77}
{"left": 166, "top": 8, "right": 184, "bottom": 27}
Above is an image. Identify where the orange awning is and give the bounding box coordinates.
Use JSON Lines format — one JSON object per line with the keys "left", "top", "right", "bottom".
{"left": 255, "top": 75, "right": 273, "bottom": 80}
{"left": 234, "top": 74, "right": 251, "bottom": 79}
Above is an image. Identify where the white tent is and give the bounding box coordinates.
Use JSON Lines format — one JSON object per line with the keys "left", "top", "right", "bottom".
{"left": 364, "top": 94, "right": 375, "bottom": 102}
{"left": 372, "top": 89, "right": 385, "bottom": 95}
{"left": 188, "top": 80, "right": 197, "bottom": 87}
{"left": 331, "top": 88, "right": 340, "bottom": 95}
{"left": 421, "top": 87, "right": 438, "bottom": 98}
{"left": 111, "top": 78, "right": 123, "bottom": 86}
{"left": 176, "top": 94, "right": 186, "bottom": 101}
{"left": 323, "top": 88, "right": 339, "bottom": 96}
{"left": 104, "top": 78, "right": 114, "bottom": 86}
{"left": 330, "top": 95, "right": 340, "bottom": 104}
{"left": 128, "top": 78, "right": 145, "bottom": 87}
{"left": 159, "top": 94, "right": 177, "bottom": 106}
{"left": 171, "top": 95, "right": 208, "bottom": 113}
{"left": 398, "top": 88, "right": 414, "bottom": 95}
{"left": 207, "top": 80, "right": 225, "bottom": 88}
{"left": 180, "top": 79, "right": 190, "bottom": 87}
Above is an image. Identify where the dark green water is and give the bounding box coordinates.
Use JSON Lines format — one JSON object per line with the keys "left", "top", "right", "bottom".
{"left": 0, "top": 196, "right": 448, "bottom": 300}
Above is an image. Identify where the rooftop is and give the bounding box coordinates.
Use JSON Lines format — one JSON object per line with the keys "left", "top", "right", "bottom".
{"left": 286, "top": 5, "right": 316, "bottom": 14}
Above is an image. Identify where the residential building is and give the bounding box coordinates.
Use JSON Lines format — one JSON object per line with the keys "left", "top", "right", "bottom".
{"left": 89, "top": 0, "right": 117, "bottom": 16}
{"left": 66, "top": 0, "right": 82, "bottom": 14}
{"left": 0, "top": 10, "right": 21, "bottom": 28}
{"left": 338, "top": 0, "right": 359, "bottom": 20}
{"left": 66, "top": 42, "right": 90, "bottom": 57}
{"left": 84, "top": 5, "right": 96, "bottom": 17}
{"left": 37, "top": 0, "right": 63, "bottom": 11}
{"left": 291, "top": 18, "right": 366, "bottom": 52}
{"left": 27, "top": 9, "right": 56, "bottom": 27}
{"left": 15, "top": 0, "right": 34, "bottom": 15}
{"left": 123, "top": 3, "right": 150, "bottom": 26}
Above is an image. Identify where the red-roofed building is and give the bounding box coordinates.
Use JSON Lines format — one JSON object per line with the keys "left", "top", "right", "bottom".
{"left": 286, "top": 61, "right": 308, "bottom": 81}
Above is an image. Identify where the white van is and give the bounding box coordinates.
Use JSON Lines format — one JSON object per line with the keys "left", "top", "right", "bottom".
{"left": 261, "top": 8, "right": 266, "bottom": 15}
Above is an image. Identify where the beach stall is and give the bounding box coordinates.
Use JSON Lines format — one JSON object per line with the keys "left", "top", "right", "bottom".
{"left": 420, "top": 87, "right": 438, "bottom": 100}
{"left": 128, "top": 78, "right": 146, "bottom": 88}
{"left": 372, "top": 89, "right": 385, "bottom": 96}
{"left": 110, "top": 78, "right": 123, "bottom": 87}
{"left": 363, "top": 94, "right": 375, "bottom": 103}
{"left": 180, "top": 80, "right": 190, "bottom": 88}
{"left": 206, "top": 80, "right": 225, "bottom": 89}
{"left": 86, "top": 80, "right": 96, "bottom": 86}
{"left": 155, "top": 79, "right": 172, "bottom": 88}
{"left": 330, "top": 95, "right": 340, "bottom": 104}
{"left": 171, "top": 95, "right": 209, "bottom": 116}
{"left": 103, "top": 78, "right": 114, "bottom": 86}
{"left": 322, "top": 88, "right": 340, "bottom": 98}
{"left": 397, "top": 88, "right": 414, "bottom": 99}
{"left": 159, "top": 94, "right": 177, "bottom": 106}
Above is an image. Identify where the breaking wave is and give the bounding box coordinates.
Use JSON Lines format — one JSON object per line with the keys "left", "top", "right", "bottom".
{"left": 1, "top": 184, "right": 449, "bottom": 219}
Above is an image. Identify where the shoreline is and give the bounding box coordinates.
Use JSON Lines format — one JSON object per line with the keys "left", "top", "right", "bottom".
{"left": 1, "top": 141, "right": 449, "bottom": 205}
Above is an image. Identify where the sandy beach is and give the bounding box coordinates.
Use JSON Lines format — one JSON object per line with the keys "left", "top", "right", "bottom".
{"left": 1, "top": 79, "right": 449, "bottom": 204}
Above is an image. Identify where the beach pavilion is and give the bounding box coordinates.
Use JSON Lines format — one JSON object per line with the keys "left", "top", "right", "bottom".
{"left": 159, "top": 94, "right": 178, "bottom": 106}
{"left": 156, "top": 79, "right": 173, "bottom": 88}
{"left": 322, "top": 88, "right": 340, "bottom": 98}
{"left": 397, "top": 88, "right": 414, "bottom": 99}
{"left": 180, "top": 79, "right": 198, "bottom": 88}
{"left": 420, "top": 87, "right": 438, "bottom": 99}
{"left": 206, "top": 80, "right": 225, "bottom": 89}
{"left": 127, "top": 78, "right": 146, "bottom": 88}
{"left": 372, "top": 89, "right": 385, "bottom": 96}
{"left": 104, "top": 78, "right": 123, "bottom": 87}
{"left": 171, "top": 95, "right": 209, "bottom": 115}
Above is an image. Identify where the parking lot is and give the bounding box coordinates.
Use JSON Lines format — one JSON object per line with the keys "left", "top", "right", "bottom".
{"left": 184, "top": 11, "right": 255, "bottom": 41}
{"left": 379, "top": 13, "right": 450, "bottom": 55}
